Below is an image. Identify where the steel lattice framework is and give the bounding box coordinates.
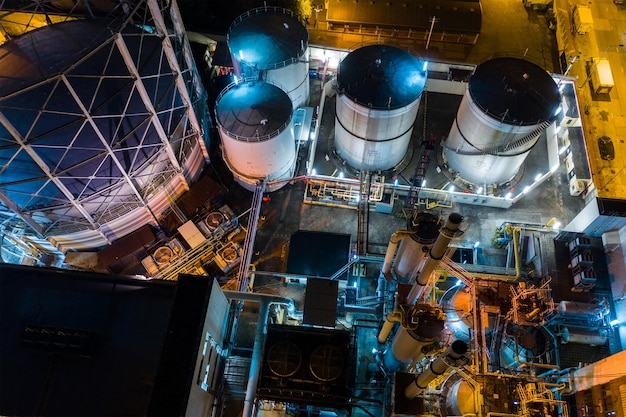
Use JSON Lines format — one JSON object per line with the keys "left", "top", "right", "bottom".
{"left": 0, "top": 0, "right": 209, "bottom": 259}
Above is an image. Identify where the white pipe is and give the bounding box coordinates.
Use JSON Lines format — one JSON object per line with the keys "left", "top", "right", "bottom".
{"left": 378, "top": 310, "right": 403, "bottom": 343}
{"left": 380, "top": 230, "right": 408, "bottom": 281}
{"left": 222, "top": 291, "right": 295, "bottom": 417}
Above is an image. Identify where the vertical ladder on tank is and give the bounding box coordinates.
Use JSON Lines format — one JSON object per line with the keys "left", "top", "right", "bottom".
{"left": 357, "top": 171, "right": 370, "bottom": 256}
{"left": 406, "top": 91, "right": 435, "bottom": 210}
{"left": 406, "top": 139, "right": 435, "bottom": 209}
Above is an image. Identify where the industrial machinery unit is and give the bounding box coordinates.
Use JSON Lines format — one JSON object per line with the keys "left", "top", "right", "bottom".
{"left": 334, "top": 45, "right": 427, "bottom": 171}
{"left": 0, "top": 1, "right": 209, "bottom": 259}
{"left": 380, "top": 211, "right": 443, "bottom": 282}
{"left": 215, "top": 80, "right": 297, "bottom": 192}
{"left": 227, "top": 6, "right": 310, "bottom": 110}
{"left": 442, "top": 57, "right": 561, "bottom": 193}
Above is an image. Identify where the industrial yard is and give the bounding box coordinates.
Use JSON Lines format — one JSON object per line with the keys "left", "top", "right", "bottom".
{"left": 0, "top": 1, "right": 625, "bottom": 417}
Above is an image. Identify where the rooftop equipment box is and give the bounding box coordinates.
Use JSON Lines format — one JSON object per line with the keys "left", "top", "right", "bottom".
{"left": 591, "top": 58, "right": 614, "bottom": 94}
{"left": 573, "top": 5, "right": 593, "bottom": 34}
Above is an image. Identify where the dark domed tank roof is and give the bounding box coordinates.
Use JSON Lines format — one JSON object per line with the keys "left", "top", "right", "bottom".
{"left": 468, "top": 57, "right": 560, "bottom": 125}
{"left": 227, "top": 7, "right": 308, "bottom": 70}
{"left": 336, "top": 44, "right": 426, "bottom": 110}
{"left": 0, "top": 19, "right": 129, "bottom": 97}
{"left": 216, "top": 81, "right": 292, "bottom": 140}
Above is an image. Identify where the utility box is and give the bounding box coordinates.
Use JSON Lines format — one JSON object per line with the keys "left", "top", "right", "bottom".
{"left": 591, "top": 58, "right": 614, "bottom": 94}
{"left": 573, "top": 4, "right": 593, "bottom": 34}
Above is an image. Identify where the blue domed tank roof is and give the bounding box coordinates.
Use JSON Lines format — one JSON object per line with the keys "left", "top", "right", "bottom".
{"left": 227, "top": 7, "right": 308, "bottom": 70}
{"left": 216, "top": 81, "right": 292, "bottom": 140}
{"left": 468, "top": 57, "right": 560, "bottom": 125}
{"left": 336, "top": 44, "right": 426, "bottom": 110}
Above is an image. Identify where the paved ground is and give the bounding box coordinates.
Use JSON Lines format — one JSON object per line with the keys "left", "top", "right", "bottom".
{"left": 307, "top": 0, "right": 560, "bottom": 71}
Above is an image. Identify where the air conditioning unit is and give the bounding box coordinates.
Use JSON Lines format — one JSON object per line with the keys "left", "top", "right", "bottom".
{"left": 569, "top": 179, "right": 589, "bottom": 196}
{"left": 152, "top": 246, "right": 174, "bottom": 266}
{"left": 214, "top": 241, "right": 242, "bottom": 273}
{"left": 205, "top": 210, "right": 227, "bottom": 234}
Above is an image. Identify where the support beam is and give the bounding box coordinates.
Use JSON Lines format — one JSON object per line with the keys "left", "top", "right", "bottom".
{"left": 147, "top": 0, "right": 209, "bottom": 161}
{"left": 0, "top": 110, "right": 104, "bottom": 237}
{"left": 0, "top": 190, "right": 44, "bottom": 236}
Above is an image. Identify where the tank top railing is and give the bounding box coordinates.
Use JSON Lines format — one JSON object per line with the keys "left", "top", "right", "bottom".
{"left": 227, "top": 6, "right": 308, "bottom": 70}
{"left": 215, "top": 78, "right": 293, "bottom": 143}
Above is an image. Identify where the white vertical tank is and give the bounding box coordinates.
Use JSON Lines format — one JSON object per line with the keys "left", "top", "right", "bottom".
{"left": 442, "top": 57, "right": 561, "bottom": 188}
{"left": 227, "top": 6, "right": 310, "bottom": 109}
{"left": 215, "top": 80, "right": 296, "bottom": 191}
{"left": 334, "top": 45, "right": 427, "bottom": 171}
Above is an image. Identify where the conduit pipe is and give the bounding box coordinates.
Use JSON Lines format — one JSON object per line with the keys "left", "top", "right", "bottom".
{"left": 512, "top": 226, "right": 522, "bottom": 278}
{"left": 407, "top": 213, "right": 464, "bottom": 304}
{"left": 405, "top": 340, "right": 468, "bottom": 398}
{"left": 222, "top": 291, "right": 295, "bottom": 417}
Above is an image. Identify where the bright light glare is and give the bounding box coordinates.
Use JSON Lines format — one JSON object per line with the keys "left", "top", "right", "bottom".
{"left": 554, "top": 106, "right": 562, "bottom": 116}
{"left": 505, "top": 192, "right": 513, "bottom": 199}
{"left": 523, "top": 185, "right": 531, "bottom": 194}
{"left": 338, "top": 171, "right": 344, "bottom": 178}
{"left": 311, "top": 168, "right": 317, "bottom": 176}
{"left": 610, "top": 319, "right": 620, "bottom": 327}
{"left": 423, "top": 61, "right": 429, "bottom": 71}
{"left": 535, "top": 173, "right": 542, "bottom": 182}
{"left": 449, "top": 185, "right": 455, "bottom": 192}
{"left": 552, "top": 221, "right": 561, "bottom": 230}
{"left": 474, "top": 241, "right": 480, "bottom": 248}
{"left": 476, "top": 186, "right": 483, "bottom": 194}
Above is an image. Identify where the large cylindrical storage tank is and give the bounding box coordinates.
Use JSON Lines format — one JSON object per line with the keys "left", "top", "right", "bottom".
{"left": 215, "top": 80, "right": 296, "bottom": 192}
{"left": 334, "top": 45, "right": 427, "bottom": 171}
{"left": 442, "top": 57, "right": 560, "bottom": 188}
{"left": 227, "top": 6, "right": 310, "bottom": 110}
{"left": 393, "top": 212, "right": 442, "bottom": 282}
{"left": 0, "top": 7, "right": 208, "bottom": 257}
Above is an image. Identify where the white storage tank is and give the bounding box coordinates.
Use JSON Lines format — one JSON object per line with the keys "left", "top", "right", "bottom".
{"left": 228, "top": 6, "right": 310, "bottom": 109}
{"left": 442, "top": 57, "right": 560, "bottom": 189}
{"left": 334, "top": 45, "right": 427, "bottom": 171}
{"left": 215, "top": 80, "right": 296, "bottom": 191}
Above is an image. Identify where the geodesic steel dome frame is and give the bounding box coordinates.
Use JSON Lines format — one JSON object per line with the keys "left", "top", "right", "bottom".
{"left": 0, "top": 0, "right": 209, "bottom": 260}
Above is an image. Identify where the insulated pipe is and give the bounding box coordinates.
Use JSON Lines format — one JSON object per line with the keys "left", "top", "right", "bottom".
{"left": 407, "top": 213, "right": 464, "bottom": 304}
{"left": 380, "top": 230, "right": 408, "bottom": 281}
{"left": 405, "top": 340, "right": 468, "bottom": 398}
{"left": 222, "top": 291, "right": 295, "bottom": 417}
{"left": 378, "top": 310, "right": 403, "bottom": 343}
